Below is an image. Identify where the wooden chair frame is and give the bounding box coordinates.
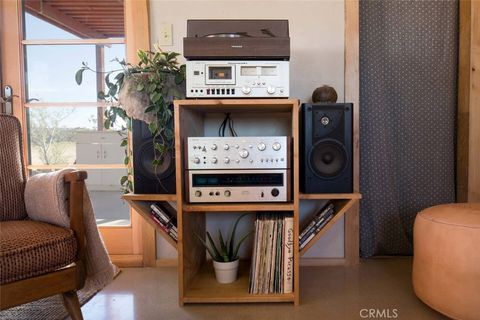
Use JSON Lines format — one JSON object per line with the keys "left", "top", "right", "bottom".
{"left": 0, "top": 170, "right": 88, "bottom": 320}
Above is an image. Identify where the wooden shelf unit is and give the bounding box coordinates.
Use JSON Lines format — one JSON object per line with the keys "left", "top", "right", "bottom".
{"left": 123, "top": 195, "right": 178, "bottom": 250}
{"left": 174, "top": 99, "right": 301, "bottom": 305}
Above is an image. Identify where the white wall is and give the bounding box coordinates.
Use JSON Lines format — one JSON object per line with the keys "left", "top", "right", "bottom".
{"left": 150, "top": 0, "right": 346, "bottom": 262}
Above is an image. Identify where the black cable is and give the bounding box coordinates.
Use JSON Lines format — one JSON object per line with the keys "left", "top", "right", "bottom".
{"left": 218, "top": 113, "right": 238, "bottom": 137}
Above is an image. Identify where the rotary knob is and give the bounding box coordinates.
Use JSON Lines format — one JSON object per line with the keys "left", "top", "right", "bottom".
{"left": 267, "top": 86, "right": 276, "bottom": 94}
{"left": 239, "top": 149, "right": 249, "bottom": 158}
{"left": 242, "top": 86, "right": 251, "bottom": 95}
{"left": 272, "top": 142, "right": 281, "bottom": 151}
{"left": 211, "top": 144, "right": 217, "bottom": 150}
{"left": 224, "top": 157, "right": 230, "bottom": 164}
{"left": 224, "top": 144, "right": 229, "bottom": 150}
{"left": 194, "top": 190, "right": 202, "bottom": 197}
{"left": 211, "top": 157, "right": 218, "bottom": 164}
{"left": 193, "top": 157, "right": 200, "bottom": 164}
{"left": 257, "top": 142, "right": 266, "bottom": 151}
{"left": 224, "top": 190, "right": 231, "bottom": 197}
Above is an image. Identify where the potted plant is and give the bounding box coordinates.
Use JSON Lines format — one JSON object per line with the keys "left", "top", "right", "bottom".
{"left": 75, "top": 47, "right": 185, "bottom": 192}
{"left": 197, "top": 213, "right": 252, "bottom": 284}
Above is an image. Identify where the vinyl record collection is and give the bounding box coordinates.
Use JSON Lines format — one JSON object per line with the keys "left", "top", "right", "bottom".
{"left": 249, "top": 213, "right": 294, "bottom": 294}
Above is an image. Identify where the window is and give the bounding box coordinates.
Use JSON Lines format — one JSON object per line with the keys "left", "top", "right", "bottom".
{"left": 22, "top": 4, "right": 129, "bottom": 226}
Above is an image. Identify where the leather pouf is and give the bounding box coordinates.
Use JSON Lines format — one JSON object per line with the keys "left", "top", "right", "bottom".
{"left": 413, "top": 203, "right": 480, "bottom": 320}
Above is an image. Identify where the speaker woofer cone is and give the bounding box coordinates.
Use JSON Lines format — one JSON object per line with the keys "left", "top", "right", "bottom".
{"left": 309, "top": 139, "right": 348, "bottom": 178}
{"left": 137, "top": 141, "right": 175, "bottom": 179}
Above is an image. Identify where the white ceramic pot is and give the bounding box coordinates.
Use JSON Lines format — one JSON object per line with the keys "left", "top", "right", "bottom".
{"left": 213, "top": 259, "right": 239, "bottom": 284}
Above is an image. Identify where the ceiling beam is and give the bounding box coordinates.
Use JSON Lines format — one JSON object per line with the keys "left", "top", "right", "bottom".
{"left": 24, "top": 0, "right": 106, "bottom": 38}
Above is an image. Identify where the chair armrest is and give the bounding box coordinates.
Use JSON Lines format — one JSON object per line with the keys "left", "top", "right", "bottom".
{"left": 64, "top": 170, "right": 88, "bottom": 284}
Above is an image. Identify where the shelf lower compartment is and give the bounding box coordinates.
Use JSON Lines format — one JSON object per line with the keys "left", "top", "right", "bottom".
{"left": 183, "top": 261, "right": 295, "bottom": 304}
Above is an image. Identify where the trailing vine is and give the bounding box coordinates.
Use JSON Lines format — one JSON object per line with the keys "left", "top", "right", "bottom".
{"left": 76, "top": 48, "right": 185, "bottom": 193}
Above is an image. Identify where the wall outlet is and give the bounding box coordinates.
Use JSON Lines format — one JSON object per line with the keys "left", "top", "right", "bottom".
{"left": 158, "top": 23, "right": 173, "bottom": 46}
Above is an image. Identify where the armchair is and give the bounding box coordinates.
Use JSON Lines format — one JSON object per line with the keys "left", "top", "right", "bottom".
{"left": 0, "top": 114, "right": 87, "bottom": 320}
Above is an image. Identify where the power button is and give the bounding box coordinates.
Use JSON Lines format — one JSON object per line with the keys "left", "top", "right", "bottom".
{"left": 271, "top": 188, "right": 280, "bottom": 197}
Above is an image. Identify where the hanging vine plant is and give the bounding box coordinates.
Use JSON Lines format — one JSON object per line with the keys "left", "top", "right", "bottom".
{"left": 76, "top": 48, "right": 186, "bottom": 193}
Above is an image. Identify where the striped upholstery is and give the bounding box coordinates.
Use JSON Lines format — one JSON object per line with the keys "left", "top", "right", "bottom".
{"left": 0, "top": 220, "right": 77, "bottom": 284}
{"left": 0, "top": 114, "right": 27, "bottom": 221}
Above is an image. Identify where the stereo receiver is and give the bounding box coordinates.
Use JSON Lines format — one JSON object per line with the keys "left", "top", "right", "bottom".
{"left": 186, "top": 136, "right": 291, "bottom": 203}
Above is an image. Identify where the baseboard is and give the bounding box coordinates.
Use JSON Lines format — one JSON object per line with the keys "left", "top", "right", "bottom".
{"left": 110, "top": 254, "right": 143, "bottom": 267}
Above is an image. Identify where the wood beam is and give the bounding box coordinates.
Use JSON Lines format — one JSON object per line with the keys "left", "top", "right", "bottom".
{"left": 125, "top": 0, "right": 155, "bottom": 267}
{"left": 24, "top": 0, "right": 106, "bottom": 38}
{"left": 458, "top": 0, "right": 480, "bottom": 202}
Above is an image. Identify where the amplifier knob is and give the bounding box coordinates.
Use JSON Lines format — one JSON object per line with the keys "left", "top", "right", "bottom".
{"left": 224, "top": 157, "right": 230, "bottom": 164}
{"left": 257, "top": 142, "right": 266, "bottom": 151}
{"left": 272, "top": 142, "right": 281, "bottom": 151}
{"left": 224, "top": 190, "right": 231, "bottom": 197}
{"left": 267, "top": 86, "right": 276, "bottom": 94}
{"left": 195, "top": 190, "right": 202, "bottom": 197}
{"left": 193, "top": 157, "right": 200, "bottom": 164}
{"left": 242, "top": 86, "right": 251, "bottom": 95}
{"left": 211, "top": 144, "right": 217, "bottom": 150}
{"left": 239, "top": 149, "right": 249, "bottom": 158}
{"left": 224, "top": 144, "right": 230, "bottom": 150}
{"left": 271, "top": 188, "right": 280, "bottom": 197}
{"left": 211, "top": 157, "right": 218, "bottom": 164}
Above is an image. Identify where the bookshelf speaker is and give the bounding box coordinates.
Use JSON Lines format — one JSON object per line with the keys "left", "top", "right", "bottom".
{"left": 300, "top": 103, "right": 353, "bottom": 193}
{"left": 132, "top": 119, "right": 176, "bottom": 194}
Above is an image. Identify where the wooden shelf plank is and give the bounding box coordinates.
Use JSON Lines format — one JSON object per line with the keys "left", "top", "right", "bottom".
{"left": 122, "top": 194, "right": 177, "bottom": 201}
{"left": 183, "top": 202, "right": 295, "bottom": 212}
{"left": 124, "top": 199, "right": 178, "bottom": 250}
{"left": 299, "top": 199, "right": 357, "bottom": 257}
{"left": 183, "top": 261, "right": 295, "bottom": 304}
{"left": 299, "top": 193, "right": 362, "bottom": 200}
{"left": 175, "top": 99, "right": 298, "bottom": 113}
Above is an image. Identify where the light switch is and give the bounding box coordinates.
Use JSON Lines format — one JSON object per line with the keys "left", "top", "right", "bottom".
{"left": 158, "top": 23, "right": 173, "bottom": 46}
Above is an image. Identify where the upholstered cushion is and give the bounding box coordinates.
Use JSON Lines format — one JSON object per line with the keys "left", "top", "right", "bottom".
{"left": 0, "top": 220, "right": 78, "bottom": 285}
{"left": 0, "top": 114, "right": 27, "bottom": 221}
{"left": 413, "top": 203, "right": 480, "bottom": 320}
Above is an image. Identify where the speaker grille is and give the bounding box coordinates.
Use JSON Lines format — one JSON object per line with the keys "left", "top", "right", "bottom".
{"left": 309, "top": 139, "right": 348, "bottom": 178}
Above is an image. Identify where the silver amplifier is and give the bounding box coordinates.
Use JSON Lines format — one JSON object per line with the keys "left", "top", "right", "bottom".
{"left": 186, "top": 136, "right": 291, "bottom": 170}
{"left": 187, "top": 169, "right": 291, "bottom": 203}
{"left": 186, "top": 60, "right": 289, "bottom": 98}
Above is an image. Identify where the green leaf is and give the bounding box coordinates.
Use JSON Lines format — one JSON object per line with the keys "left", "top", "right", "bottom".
{"left": 108, "top": 84, "right": 118, "bottom": 97}
{"left": 228, "top": 213, "right": 250, "bottom": 259}
{"left": 196, "top": 232, "right": 220, "bottom": 262}
{"left": 144, "top": 105, "right": 156, "bottom": 113}
{"left": 124, "top": 156, "right": 129, "bottom": 165}
{"left": 148, "top": 83, "right": 157, "bottom": 93}
{"left": 206, "top": 232, "right": 222, "bottom": 261}
{"left": 104, "top": 119, "right": 111, "bottom": 129}
{"left": 148, "top": 122, "right": 157, "bottom": 134}
{"left": 232, "top": 231, "right": 253, "bottom": 260}
{"left": 136, "top": 83, "right": 144, "bottom": 91}
{"left": 75, "top": 68, "right": 85, "bottom": 85}
{"left": 120, "top": 139, "right": 128, "bottom": 147}
{"left": 120, "top": 176, "right": 128, "bottom": 185}
{"left": 218, "top": 229, "right": 229, "bottom": 261}
{"left": 174, "top": 72, "right": 184, "bottom": 85}
{"left": 151, "top": 92, "right": 161, "bottom": 103}
{"left": 164, "top": 128, "right": 173, "bottom": 140}
{"left": 98, "top": 91, "right": 106, "bottom": 100}
{"left": 152, "top": 159, "right": 161, "bottom": 167}
{"left": 154, "top": 143, "right": 166, "bottom": 153}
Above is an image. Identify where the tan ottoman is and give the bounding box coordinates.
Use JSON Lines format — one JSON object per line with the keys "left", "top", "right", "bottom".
{"left": 413, "top": 203, "right": 480, "bottom": 320}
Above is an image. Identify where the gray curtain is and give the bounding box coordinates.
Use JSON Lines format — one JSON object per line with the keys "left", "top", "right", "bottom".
{"left": 359, "top": 0, "right": 458, "bottom": 257}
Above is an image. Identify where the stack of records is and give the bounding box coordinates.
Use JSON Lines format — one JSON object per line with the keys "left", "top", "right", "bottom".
{"left": 249, "top": 213, "right": 294, "bottom": 294}
{"left": 299, "top": 202, "right": 335, "bottom": 250}
{"left": 150, "top": 202, "right": 178, "bottom": 242}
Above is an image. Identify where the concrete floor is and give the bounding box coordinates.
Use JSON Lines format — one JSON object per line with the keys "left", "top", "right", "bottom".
{"left": 80, "top": 257, "right": 446, "bottom": 320}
